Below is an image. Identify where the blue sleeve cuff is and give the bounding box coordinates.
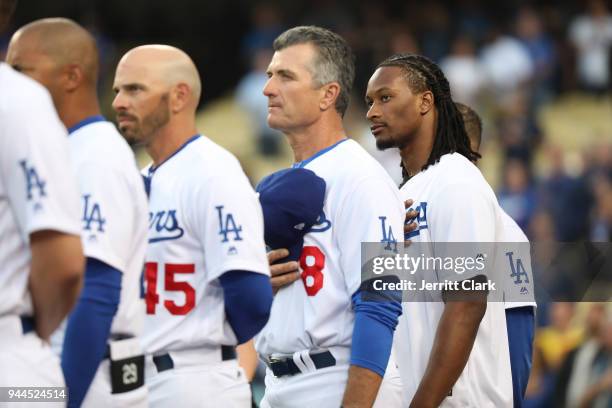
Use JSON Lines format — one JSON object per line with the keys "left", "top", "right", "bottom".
{"left": 506, "top": 306, "right": 535, "bottom": 407}
{"left": 350, "top": 277, "right": 402, "bottom": 377}
{"left": 62, "top": 257, "right": 121, "bottom": 408}
{"left": 219, "top": 270, "right": 272, "bottom": 344}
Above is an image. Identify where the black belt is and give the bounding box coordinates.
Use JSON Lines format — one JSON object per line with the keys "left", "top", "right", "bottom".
{"left": 267, "top": 350, "right": 336, "bottom": 377}
{"left": 21, "top": 316, "right": 34, "bottom": 334}
{"left": 153, "top": 345, "right": 237, "bottom": 373}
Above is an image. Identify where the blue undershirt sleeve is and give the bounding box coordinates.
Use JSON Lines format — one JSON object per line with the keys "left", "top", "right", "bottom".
{"left": 506, "top": 306, "right": 535, "bottom": 408}
{"left": 61, "top": 257, "right": 121, "bottom": 408}
{"left": 350, "top": 276, "right": 403, "bottom": 377}
{"left": 219, "top": 270, "right": 272, "bottom": 344}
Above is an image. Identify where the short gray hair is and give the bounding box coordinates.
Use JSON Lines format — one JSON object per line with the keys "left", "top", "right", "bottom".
{"left": 273, "top": 26, "right": 355, "bottom": 117}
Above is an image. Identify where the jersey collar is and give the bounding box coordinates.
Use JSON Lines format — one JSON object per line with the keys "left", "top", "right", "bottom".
{"left": 292, "top": 138, "right": 349, "bottom": 169}
{"left": 67, "top": 115, "right": 106, "bottom": 135}
{"left": 148, "top": 134, "right": 201, "bottom": 176}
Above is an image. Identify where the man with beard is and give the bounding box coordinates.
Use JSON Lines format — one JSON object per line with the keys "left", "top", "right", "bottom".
{"left": 365, "top": 54, "right": 513, "bottom": 407}
{"left": 403, "top": 102, "right": 537, "bottom": 406}
{"left": 7, "top": 18, "right": 149, "bottom": 407}
{"left": 112, "top": 45, "right": 273, "bottom": 407}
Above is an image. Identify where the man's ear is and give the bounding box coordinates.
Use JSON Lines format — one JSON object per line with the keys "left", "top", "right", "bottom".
{"left": 419, "top": 90, "right": 434, "bottom": 115}
{"left": 170, "top": 82, "right": 191, "bottom": 113}
{"left": 64, "top": 64, "right": 83, "bottom": 92}
{"left": 320, "top": 82, "right": 340, "bottom": 112}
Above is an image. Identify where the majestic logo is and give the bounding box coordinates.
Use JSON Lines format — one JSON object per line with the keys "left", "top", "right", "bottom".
{"left": 19, "top": 159, "right": 46, "bottom": 201}
{"left": 310, "top": 210, "right": 332, "bottom": 233}
{"left": 216, "top": 205, "right": 243, "bottom": 242}
{"left": 506, "top": 251, "right": 530, "bottom": 285}
{"left": 82, "top": 194, "right": 106, "bottom": 232}
{"left": 148, "top": 210, "right": 184, "bottom": 243}
{"left": 379, "top": 216, "right": 397, "bottom": 252}
{"left": 405, "top": 201, "right": 428, "bottom": 239}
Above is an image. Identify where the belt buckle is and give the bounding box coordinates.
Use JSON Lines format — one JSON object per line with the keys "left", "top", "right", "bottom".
{"left": 267, "top": 355, "right": 291, "bottom": 377}
{"left": 268, "top": 355, "right": 283, "bottom": 365}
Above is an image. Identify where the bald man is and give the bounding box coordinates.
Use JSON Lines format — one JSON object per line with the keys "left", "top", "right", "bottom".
{"left": 7, "top": 18, "right": 149, "bottom": 407}
{"left": 112, "top": 45, "right": 273, "bottom": 407}
{"left": 0, "top": 2, "right": 84, "bottom": 398}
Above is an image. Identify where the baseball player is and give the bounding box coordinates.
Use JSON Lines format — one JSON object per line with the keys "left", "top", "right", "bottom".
{"left": 402, "top": 102, "right": 538, "bottom": 406}
{"left": 256, "top": 26, "right": 405, "bottom": 407}
{"left": 455, "top": 102, "right": 536, "bottom": 407}
{"left": 112, "top": 44, "right": 273, "bottom": 407}
{"left": 7, "top": 18, "right": 149, "bottom": 407}
{"left": 0, "top": 0, "right": 84, "bottom": 393}
{"left": 365, "top": 54, "right": 513, "bottom": 407}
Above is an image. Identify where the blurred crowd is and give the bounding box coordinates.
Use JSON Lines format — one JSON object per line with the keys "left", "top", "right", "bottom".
{"left": 2, "top": 1, "right": 611, "bottom": 406}
{"left": 527, "top": 303, "right": 611, "bottom": 408}
{"left": 235, "top": 0, "right": 612, "bottom": 244}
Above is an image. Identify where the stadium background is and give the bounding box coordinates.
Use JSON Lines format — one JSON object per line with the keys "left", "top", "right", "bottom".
{"left": 2, "top": 0, "right": 610, "bottom": 406}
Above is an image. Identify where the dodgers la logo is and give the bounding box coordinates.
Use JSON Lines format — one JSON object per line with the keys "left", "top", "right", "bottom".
{"left": 149, "top": 210, "right": 184, "bottom": 243}
{"left": 82, "top": 194, "right": 106, "bottom": 232}
{"left": 216, "top": 205, "right": 243, "bottom": 242}
{"left": 379, "top": 216, "right": 397, "bottom": 252}
{"left": 505, "top": 251, "right": 530, "bottom": 285}
{"left": 405, "top": 201, "right": 428, "bottom": 239}
{"left": 19, "top": 159, "right": 46, "bottom": 201}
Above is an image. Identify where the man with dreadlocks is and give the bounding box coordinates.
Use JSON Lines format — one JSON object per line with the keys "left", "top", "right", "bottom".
{"left": 365, "top": 54, "right": 513, "bottom": 407}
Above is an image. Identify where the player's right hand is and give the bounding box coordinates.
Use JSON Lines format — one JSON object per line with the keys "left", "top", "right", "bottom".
{"left": 267, "top": 248, "right": 300, "bottom": 295}
{"left": 404, "top": 199, "right": 419, "bottom": 246}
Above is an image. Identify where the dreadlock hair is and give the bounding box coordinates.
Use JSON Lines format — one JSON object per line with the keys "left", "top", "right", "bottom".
{"left": 377, "top": 54, "right": 480, "bottom": 173}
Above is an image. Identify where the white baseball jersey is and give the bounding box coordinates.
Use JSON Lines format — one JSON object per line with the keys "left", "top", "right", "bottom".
{"left": 256, "top": 139, "right": 404, "bottom": 357}
{"left": 396, "top": 153, "right": 513, "bottom": 407}
{"left": 68, "top": 118, "right": 148, "bottom": 335}
{"left": 499, "top": 209, "right": 536, "bottom": 310}
{"left": 0, "top": 63, "right": 81, "bottom": 318}
{"left": 142, "top": 135, "right": 269, "bottom": 354}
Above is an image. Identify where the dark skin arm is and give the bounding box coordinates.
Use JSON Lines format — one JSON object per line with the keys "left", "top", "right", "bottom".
{"left": 341, "top": 365, "right": 383, "bottom": 407}
{"left": 29, "top": 230, "right": 84, "bottom": 340}
{"left": 410, "top": 279, "right": 487, "bottom": 408}
{"left": 404, "top": 199, "right": 419, "bottom": 245}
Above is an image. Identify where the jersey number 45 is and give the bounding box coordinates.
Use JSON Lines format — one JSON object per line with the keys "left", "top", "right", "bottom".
{"left": 144, "top": 262, "right": 195, "bottom": 315}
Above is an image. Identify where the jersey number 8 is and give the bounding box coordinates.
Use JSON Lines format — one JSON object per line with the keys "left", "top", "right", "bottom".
{"left": 299, "top": 246, "right": 325, "bottom": 296}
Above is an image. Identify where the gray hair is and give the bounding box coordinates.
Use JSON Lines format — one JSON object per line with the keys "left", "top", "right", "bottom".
{"left": 273, "top": 25, "right": 355, "bottom": 117}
